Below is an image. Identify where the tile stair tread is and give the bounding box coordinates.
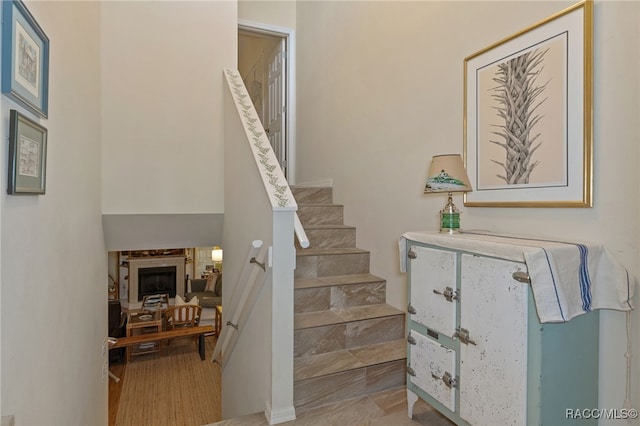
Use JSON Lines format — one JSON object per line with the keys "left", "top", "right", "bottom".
{"left": 294, "top": 339, "right": 407, "bottom": 381}
{"left": 290, "top": 187, "right": 334, "bottom": 204}
{"left": 296, "top": 247, "right": 369, "bottom": 256}
{"left": 297, "top": 202, "right": 344, "bottom": 207}
{"left": 302, "top": 224, "right": 355, "bottom": 230}
{"left": 295, "top": 273, "right": 385, "bottom": 290}
{"left": 295, "top": 303, "right": 404, "bottom": 330}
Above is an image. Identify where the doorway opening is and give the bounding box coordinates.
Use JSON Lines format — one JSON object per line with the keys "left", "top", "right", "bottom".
{"left": 238, "top": 21, "right": 295, "bottom": 182}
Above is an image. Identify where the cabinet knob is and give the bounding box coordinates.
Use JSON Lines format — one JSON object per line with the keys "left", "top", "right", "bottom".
{"left": 407, "top": 304, "right": 417, "bottom": 315}
{"left": 407, "top": 365, "right": 416, "bottom": 377}
{"left": 407, "top": 334, "right": 417, "bottom": 345}
{"left": 407, "top": 250, "right": 417, "bottom": 259}
{"left": 433, "top": 286, "right": 459, "bottom": 302}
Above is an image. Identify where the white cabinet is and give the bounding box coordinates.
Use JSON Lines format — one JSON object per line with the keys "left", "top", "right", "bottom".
{"left": 404, "top": 234, "right": 600, "bottom": 426}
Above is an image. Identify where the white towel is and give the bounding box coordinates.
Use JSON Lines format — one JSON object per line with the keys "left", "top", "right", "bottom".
{"left": 399, "top": 231, "right": 636, "bottom": 323}
{"left": 524, "top": 243, "right": 634, "bottom": 322}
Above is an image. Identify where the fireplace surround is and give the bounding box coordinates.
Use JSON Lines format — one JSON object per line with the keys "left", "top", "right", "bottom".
{"left": 128, "top": 256, "right": 185, "bottom": 309}
{"left": 138, "top": 266, "right": 177, "bottom": 300}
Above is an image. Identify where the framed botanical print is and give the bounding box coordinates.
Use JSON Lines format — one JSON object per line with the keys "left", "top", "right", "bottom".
{"left": 464, "top": 0, "right": 592, "bottom": 207}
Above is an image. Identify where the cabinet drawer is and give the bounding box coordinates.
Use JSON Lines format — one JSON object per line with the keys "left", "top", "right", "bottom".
{"left": 408, "top": 331, "right": 456, "bottom": 412}
{"left": 408, "top": 245, "right": 457, "bottom": 335}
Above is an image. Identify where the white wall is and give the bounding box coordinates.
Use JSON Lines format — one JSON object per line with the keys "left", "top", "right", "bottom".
{"left": 0, "top": 1, "right": 107, "bottom": 424}
{"left": 221, "top": 81, "right": 275, "bottom": 419}
{"left": 0, "top": 1, "right": 238, "bottom": 423}
{"left": 239, "top": 0, "right": 296, "bottom": 30}
{"left": 101, "top": 0, "right": 236, "bottom": 215}
{"left": 295, "top": 0, "right": 640, "bottom": 419}
{"left": 100, "top": 1, "right": 237, "bottom": 250}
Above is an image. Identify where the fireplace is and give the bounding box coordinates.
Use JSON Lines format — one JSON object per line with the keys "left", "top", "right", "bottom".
{"left": 138, "top": 266, "right": 177, "bottom": 300}
{"left": 127, "top": 256, "right": 186, "bottom": 309}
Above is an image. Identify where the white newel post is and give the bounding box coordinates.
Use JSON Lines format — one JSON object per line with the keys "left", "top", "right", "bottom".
{"left": 265, "top": 209, "right": 296, "bottom": 424}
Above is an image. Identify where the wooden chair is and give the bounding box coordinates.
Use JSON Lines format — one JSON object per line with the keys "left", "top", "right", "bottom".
{"left": 164, "top": 304, "right": 202, "bottom": 350}
{"left": 165, "top": 304, "right": 202, "bottom": 329}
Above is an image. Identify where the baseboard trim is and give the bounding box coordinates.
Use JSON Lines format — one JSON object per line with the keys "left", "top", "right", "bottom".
{"left": 264, "top": 402, "right": 296, "bottom": 425}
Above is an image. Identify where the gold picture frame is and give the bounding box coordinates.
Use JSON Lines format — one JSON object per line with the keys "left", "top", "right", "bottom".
{"left": 463, "top": 0, "right": 592, "bottom": 207}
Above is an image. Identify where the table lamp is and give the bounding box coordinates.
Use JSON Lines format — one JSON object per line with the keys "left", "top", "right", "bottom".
{"left": 211, "top": 247, "right": 223, "bottom": 272}
{"left": 424, "top": 154, "right": 473, "bottom": 233}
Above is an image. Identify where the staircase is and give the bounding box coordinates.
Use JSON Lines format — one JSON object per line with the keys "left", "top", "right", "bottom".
{"left": 291, "top": 186, "right": 406, "bottom": 412}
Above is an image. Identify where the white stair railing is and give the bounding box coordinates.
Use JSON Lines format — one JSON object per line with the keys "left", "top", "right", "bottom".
{"left": 212, "top": 240, "right": 269, "bottom": 367}
{"left": 223, "top": 68, "right": 297, "bottom": 422}
{"left": 294, "top": 214, "right": 310, "bottom": 248}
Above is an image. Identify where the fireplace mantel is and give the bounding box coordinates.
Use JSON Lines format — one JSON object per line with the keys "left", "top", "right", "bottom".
{"left": 128, "top": 256, "right": 185, "bottom": 309}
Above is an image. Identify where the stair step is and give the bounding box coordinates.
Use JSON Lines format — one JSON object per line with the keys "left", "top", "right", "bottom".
{"left": 295, "top": 304, "right": 404, "bottom": 330}
{"left": 293, "top": 359, "right": 406, "bottom": 411}
{"left": 294, "top": 339, "right": 406, "bottom": 381}
{"left": 291, "top": 186, "right": 333, "bottom": 204}
{"left": 296, "top": 224, "right": 356, "bottom": 249}
{"left": 295, "top": 248, "right": 370, "bottom": 279}
{"left": 295, "top": 274, "right": 386, "bottom": 314}
{"left": 294, "top": 305, "right": 405, "bottom": 358}
{"left": 295, "top": 273, "right": 385, "bottom": 290}
{"left": 297, "top": 247, "right": 367, "bottom": 256}
{"left": 297, "top": 203, "right": 344, "bottom": 226}
{"left": 291, "top": 185, "right": 405, "bottom": 411}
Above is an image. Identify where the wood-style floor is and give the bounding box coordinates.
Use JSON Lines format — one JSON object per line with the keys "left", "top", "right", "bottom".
{"left": 109, "top": 335, "right": 221, "bottom": 426}
{"left": 110, "top": 336, "right": 452, "bottom": 426}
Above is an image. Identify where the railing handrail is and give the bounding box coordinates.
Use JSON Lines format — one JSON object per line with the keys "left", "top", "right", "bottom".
{"left": 212, "top": 240, "right": 268, "bottom": 366}
{"left": 224, "top": 69, "right": 295, "bottom": 211}
{"left": 224, "top": 67, "right": 310, "bottom": 250}
{"left": 294, "top": 214, "right": 310, "bottom": 248}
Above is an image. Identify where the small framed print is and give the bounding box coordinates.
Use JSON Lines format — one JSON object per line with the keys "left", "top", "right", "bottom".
{"left": 8, "top": 110, "right": 48, "bottom": 194}
{"left": 1, "top": 0, "right": 49, "bottom": 117}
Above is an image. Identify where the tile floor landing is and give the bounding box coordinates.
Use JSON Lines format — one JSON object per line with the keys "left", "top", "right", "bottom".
{"left": 208, "top": 387, "right": 455, "bottom": 426}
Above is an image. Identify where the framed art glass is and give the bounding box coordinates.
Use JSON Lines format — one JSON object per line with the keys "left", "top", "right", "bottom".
{"left": 1, "top": 0, "right": 49, "bottom": 117}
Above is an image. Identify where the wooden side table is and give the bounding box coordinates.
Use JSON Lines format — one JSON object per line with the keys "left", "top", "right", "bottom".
{"left": 126, "top": 310, "right": 163, "bottom": 361}
{"left": 214, "top": 305, "right": 222, "bottom": 336}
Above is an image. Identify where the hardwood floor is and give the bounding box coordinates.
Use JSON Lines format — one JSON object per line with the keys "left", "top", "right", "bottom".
{"left": 108, "top": 362, "right": 126, "bottom": 426}
{"left": 109, "top": 335, "right": 221, "bottom": 426}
